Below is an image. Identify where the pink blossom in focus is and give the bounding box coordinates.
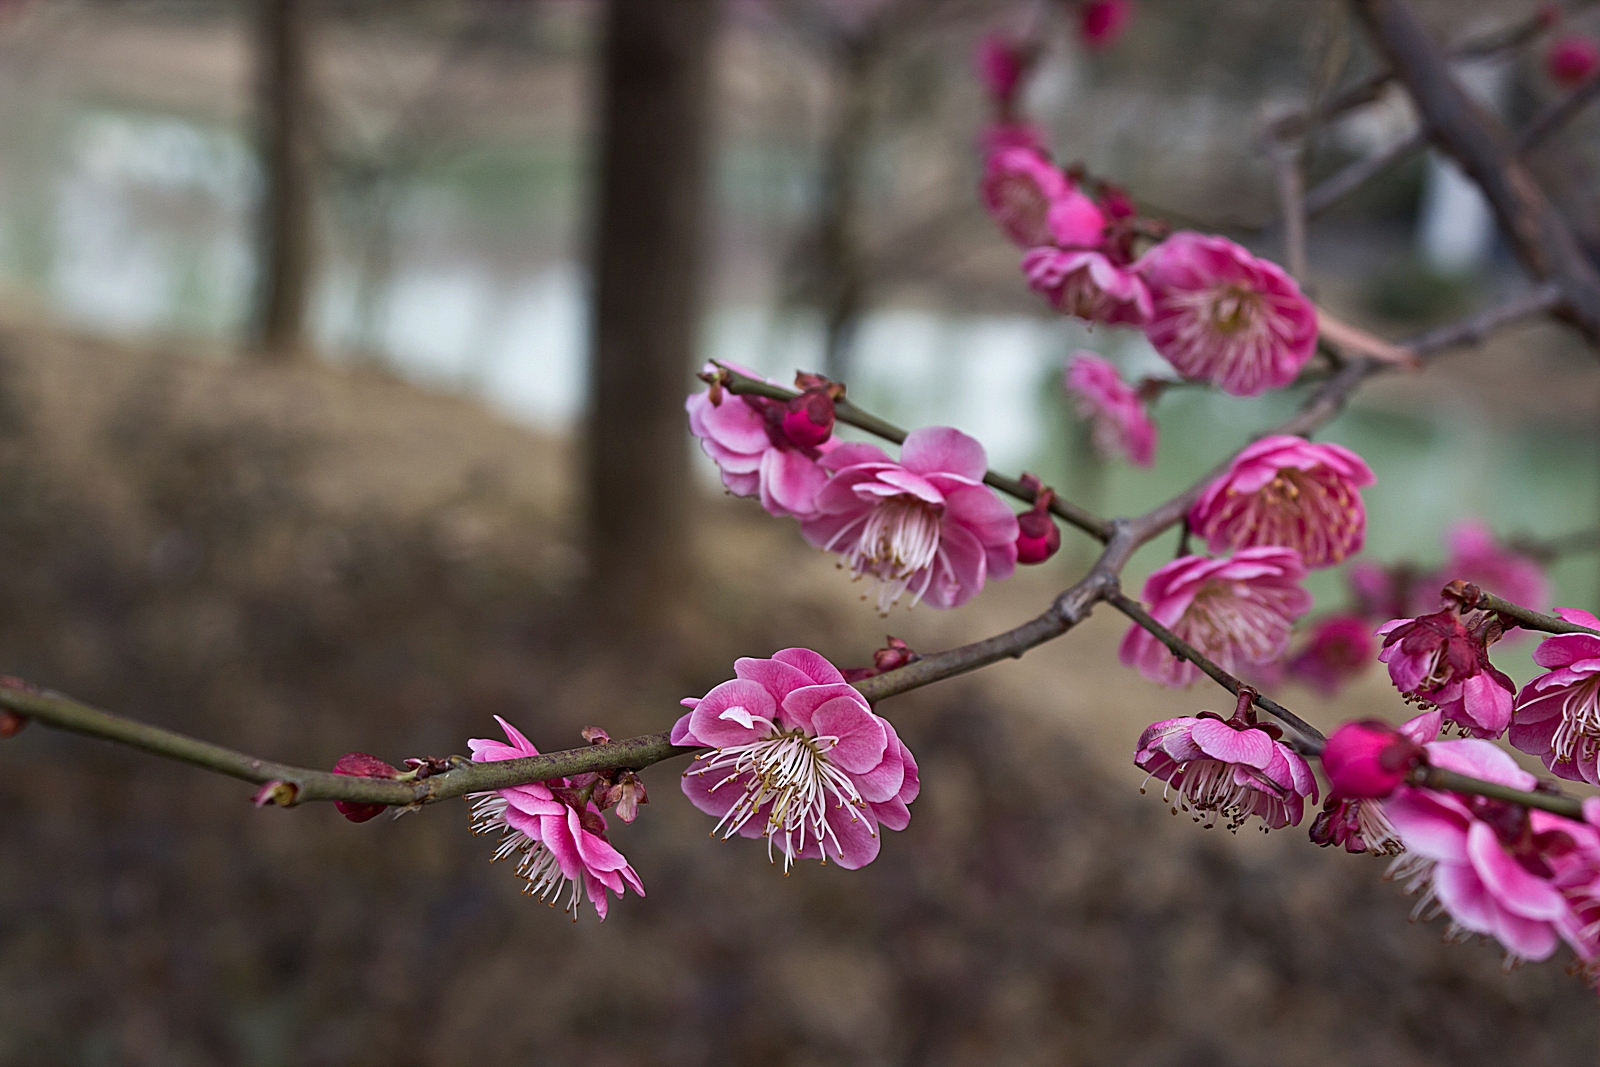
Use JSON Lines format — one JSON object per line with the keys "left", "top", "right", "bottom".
{"left": 801, "top": 428, "right": 1019, "bottom": 612}
{"left": 1135, "top": 708, "right": 1317, "bottom": 830}
{"left": 686, "top": 362, "right": 832, "bottom": 519}
{"left": 1014, "top": 477, "right": 1061, "bottom": 564}
{"left": 1321, "top": 719, "right": 1424, "bottom": 800}
{"left": 976, "top": 33, "right": 1028, "bottom": 107}
{"left": 1310, "top": 710, "right": 1439, "bottom": 854}
{"left": 1385, "top": 739, "right": 1577, "bottom": 962}
{"left": 1377, "top": 607, "right": 1516, "bottom": 738}
{"left": 1078, "top": 0, "right": 1133, "bottom": 50}
{"left": 1286, "top": 614, "right": 1376, "bottom": 696}
{"left": 1510, "top": 608, "right": 1600, "bottom": 785}
{"left": 1434, "top": 520, "right": 1550, "bottom": 615}
{"left": 1024, "top": 247, "right": 1153, "bottom": 327}
{"left": 1064, "top": 352, "right": 1157, "bottom": 466}
{"left": 672, "top": 649, "right": 918, "bottom": 869}
{"left": 1548, "top": 35, "right": 1600, "bottom": 87}
{"left": 1189, "top": 435, "right": 1375, "bottom": 567}
{"left": 1118, "top": 547, "right": 1312, "bottom": 688}
{"left": 1136, "top": 231, "right": 1318, "bottom": 396}
{"left": 468, "top": 717, "right": 644, "bottom": 920}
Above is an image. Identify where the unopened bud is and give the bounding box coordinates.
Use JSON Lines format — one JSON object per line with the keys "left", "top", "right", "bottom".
{"left": 873, "top": 636, "right": 918, "bottom": 673}
{"left": 1014, "top": 474, "right": 1061, "bottom": 565}
{"left": 1548, "top": 35, "right": 1600, "bottom": 87}
{"left": 0, "top": 709, "right": 26, "bottom": 738}
{"left": 782, "top": 388, "right": 837, "bottom": 449}
{"left": 331, "top": 752, "right": 400, "bottom": 823}
{"left": 582, "top": 726, "right": 611, "bottom": 745}
{"left": 252, "top": 779, "right": 299, "bottom": 808}
{"left": 1322, "top": 720, "right": 1424, "bottom": 800}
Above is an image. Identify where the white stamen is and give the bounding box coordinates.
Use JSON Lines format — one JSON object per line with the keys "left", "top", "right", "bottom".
{"left": 470, "top": 793, "right": 584, "bottom": 920}
{"left": 840, "top": 495, "right": 943, "bottom": 612}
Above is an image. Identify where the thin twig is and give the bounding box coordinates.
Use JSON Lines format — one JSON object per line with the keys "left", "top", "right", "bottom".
{"left": 1305, "top": 130, "right": 1426, "bottom": 218}
{"left": 1452, "top": 585, "right": 1600, "bottom": 637}
{"left": 1517, "top": 74, "right": 1600, "bottom": 157}
{"left": 1274, "top": 145, "right": 1309, "bottom": 279}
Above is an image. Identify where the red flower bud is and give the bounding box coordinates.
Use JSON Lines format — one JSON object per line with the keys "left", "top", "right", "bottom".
{"left": 1321, "top": 720, "right": 1424, "bottom": 800}
{"left": 1548, "top": 35, "right": 1600, "bottom": 88}
{"left": 782, "top": 390, "right": 836, "bottom": 449}
{"left": 1014, "top": 474, "right": 1061, "bottom": 564}
{"left": 332, "top": 751, "right": 401, "bottom": 823}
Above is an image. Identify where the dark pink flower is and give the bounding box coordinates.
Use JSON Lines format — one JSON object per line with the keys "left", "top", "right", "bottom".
{"left": 1548, "top": 35, "right": 1600, "bottom": 87}
{"left": 981, "top": 148, "right": 1105, "bottom": 249}
{"left": 1376, "top": 607, "right": 1515, "bottom": 738}
{"left": 1064, "top": 352, "right": 1157, "bottom": 466}
{"left": 1189, "top": 435, "right": 1375, "bottom": 567}
{"left": 1510, "top": 608, "right": 1600, "bottom": 785}
{"left": 1322, "top": 720, "right": 1425, "bottom": 800}
{"left": 1024, "top": 248, "right": 1153, "bottom": 327}
{"left": 672, "top": 649, "right": 918, "bottom": 870}
{"left": 1310, "top": 710, "right": 1440, "bottom": 854}
{"left": 331, "top": 752, "right": 401, "bottom": 823}
{"left": 1135, "top": 707, "right": 1317, "bottom": 830}
{"left": 801, "top": 427, "right": 1019, "bottom": 612}
{"left": 1136, "top": 232, "right": 1318, "bottom": 396}
{"left": 1385, "top": 739, "right": 1578, "bottom": 963}
{"left": 1286, "top": 614, "right": 1377, "bottom": 696}
{"left": 1078, "top": 0, "right": 1133, "bottom": 50}
{"left": 468, "top": 717, "right": 644, "bottom": 920}
{"left": 1119, "top": 547, "right": 1312, "bottom": 688}
{"left": 976, "top": 33, "right": 1029, "bottom": 107}
{"left": 686, "top": 362, "right": 833, "bottom": 519}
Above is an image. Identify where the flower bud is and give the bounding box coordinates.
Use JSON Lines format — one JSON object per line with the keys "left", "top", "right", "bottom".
{"left": 873, "top": 635, "right": 918, "bottom": 674}
{"left": 781, "top": 390, "right": 836, "bottom": 449}
{"left": 1079, "top": 0, "right": 1133, "bottom": 51}
{"left": 1321, "top": 719, "right": 1424, "bottom": 800}
{"left": 1548, "top": 35, "right": 1600, "bottom": 88}
{"left": 0, "top": 709, "right": 26, "bottom": 738}
{"left": 582, "top": 726, "right": 611, "bottom": 745}
{"left": 332, "top": 751, "right": 401, "bottom": 823}
{"left": 976, "top": 33, "right": 1029, "bottom": 108}
{"left": 1015, "top": 508, "right": 1061, "bottom": 564}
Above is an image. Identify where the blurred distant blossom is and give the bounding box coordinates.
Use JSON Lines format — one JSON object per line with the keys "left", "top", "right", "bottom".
{"left": 468, "top": 717, "right": 644, "bottom": 920}
{"left": 1077, "top": 0, "right": 1134, "bottom": 51}
{"left": 1024, "top": 248, "right": 1153, "bottom": 326}
{"left": 1285, "top": 614, "right": 1377, "bottom": 696}
{"left": 1190, "top": 436, "right": 1375, "bottom": 567}
{"left": 1136, "top": 232, "right": 1318, "bottom": 397}
{"left": 981, "top": 147, "right": 1105, "bottom": 249}
{"left": 674, "top": 649, "right": 918, "bottom": 869}
{"left": 1119, "top": 547, "right": 1311, "bottom": 688}
{"left": 1432, "top": 520, "right": 1549, "bottom": 615}
{"left": 1063, "top": 352, "right": 1156, "bottom": 466}
{"left": 1547, "top": 34, "right": 1600, "bottom": 87}
{"left": 801, "top": 428, "right": 1019, "bottom": 612}
{"left": 1510, "top": 608, "right": 1600, "bottom": 785}
{"left": 976, "top": 32, "right": 1030, "bottom": 108}
{"left": 1377, "top": 606, "right": 1515, "bottom": 739}
{"left": 686, "top": 362, "right": 833, "bottom": 519}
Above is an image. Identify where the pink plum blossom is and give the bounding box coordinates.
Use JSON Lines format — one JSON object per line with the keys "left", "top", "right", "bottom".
{"left": 1321, "top": 719, "right": 1425, "bottom": 800}
{"left": 980, "top": 148, "right": 1105, "bottom": 249}
{"left": 1064, "top": 352, "right": 1157, "bottom": 466}
{"left": 1078, "top": 0, "right": 1133, "bottom": 50}
{"left": 801, "top": 427, "right": 1019, "bottom": 612}
{"left": 1385, "top": 739, "right": 1581, "bottom": 963}
{"left": 1119, "top": 547, "right": 1312, "bottom": 688}
{"left": 1310, "top": 710, "right": 1440, "bottom": 855}
{"left": 1135, "top": 706, "right": 1317, "bottom": 830}
{"left": 1510, "top": 608, "right": 1600, "bottom": 785}
{"left": 1188, "top": 435, "right": 1375, "bottom": 567}
{"left": 686, "top": 362, "right": 833, "bottom": 519}
{"left": 1285, "top": 614, "right": 1377, "bottom": 696}
{"left": 1136, "top": 231, "right": 1318, "bottom": 396}
{"left": 1023, "top": 247, "right": 1153, "bottom": 327}
{"left": 467, "top": 717, "right": 644, "bottom": 920}
{"left": 672, "top": 649, "right": 918, "bottom": 870}
{"left": 1377, "top": 607, "right": 1516, "bottom": 738}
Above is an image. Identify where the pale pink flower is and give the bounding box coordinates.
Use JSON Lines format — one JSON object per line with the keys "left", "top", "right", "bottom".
{"left": 1064, "top": 352, "right": 1156, "bottom": 466}
{"left": 1286, "top": 614, "right": 1377, "bottom": 696}
{"left": 1136, "top": 231, "right": 1318, "bottom": 396}
{"left": 1189, "top": 435, "right": 1375, "bottom": 567}
{"left": 1385, "top": 739, "right": 1577, "bottom": 963}
{"left": 980, "top": 148, "right": 1105, "bottom": 249}
{"left": 672, "top": 649, "right": 919, "bottom": 870}
{"left": 1510, "top": 608, "right": 1600, "bottom": 785}
{"left": 1433, "top": 519, "right": 1550, "bottom": 614}
{"left": 1078, "top": 0, "right": 1133, "bottom": 50}
{"left": 1023, "top": 247, "right": 1152, "bottom": 327}
{"left": 1310, "top": 710, "right": 1440, "bottom": 855}
{"left": 1376, "top": 607, "right": 1515, "bottom": 738}
{"left": 1119, "top": 547, "right": 1312, "bottom": 688}
{"left": 801, "top": 427, "right": 1019, "bottom": 612}
{"left": 1135, "top": 709, "right": 1317, "bottom": 830}
{"left": 686, "top": 362, "right": 832, "bottom": 519}
{"left": 468, "top": 717, "right": 644, "bottom": 920}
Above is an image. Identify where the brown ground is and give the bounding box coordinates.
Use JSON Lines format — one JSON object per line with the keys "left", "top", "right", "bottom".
{"left": 0, "top": 322, "right": 1594, "bottom": 1066}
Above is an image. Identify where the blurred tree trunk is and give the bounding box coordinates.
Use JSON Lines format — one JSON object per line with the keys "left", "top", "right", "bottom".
{"left": 585, "top": 0, "right": 718, "bottom": 613}
{"left": 813, "top": 34, "right": 877, "bottom": 384}
{"left": 253, "top": 0, "right": 315, "bottom": 361}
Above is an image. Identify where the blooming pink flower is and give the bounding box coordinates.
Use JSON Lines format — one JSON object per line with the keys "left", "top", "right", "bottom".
{"left": 1434, "top": 520, "right": 1550, "bottom": 615}
{"left": 1078, "top": 0, "right": 1133, "bottom": 50}
{"left": 1377, "top": 607, "right": 1516, "bottom": 738}
{"left": 1136, "top": 231, "right": 1318, "bottom": 396}
{"left": 467, "top": 717, "right": 644, "bottom": 920}
{"left": 686, "top": 362, "right": 833, "bottom": 519}
{"left": 1310, "top": 710, "right": 1439, "bottom": 855}
{"left": 976, "top": 33, "right": 1028, "bottom": 108}
{"left": 1119, "top": 547, "right": 1312, "bottom": 688}
{"left": 1135, "top": 708, "right": 1317, "bottom": 830}
{"left": 1189, "top": 435, "right": 1375, "bottom": 567}
{"left": 672, "top": 649, "right": 918, "bottom": 870}
{"left": 980, "top": 148, "right": 1105, "bottom": 249}
{"left": 1510, "top": 608, "right": 1600, "bottom": 785}
{"left": 1286, "top": 614, "right": 1377, "bottom": 696}
{"left": 1023, "top": 247, "right": 1153, "bottom": 327}
{"left": 801, "top": 427, "right": 1019, "bottom": 612}
{"left": 1064, "top": 352, "right": 1157, "bottom": 466}
{"left": 1385, "top": 739, "right": 1578, "bottom": 962}
{"left": 1548, "top": 35, "right": 1600, "bottom": 87}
